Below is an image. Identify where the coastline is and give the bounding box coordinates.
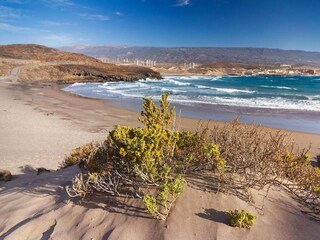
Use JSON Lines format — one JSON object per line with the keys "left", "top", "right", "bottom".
{"left": 7, "top": 80, "right": 320, "bottom": 161}
{"left": 1, "top": 79, "right": 320, "bottom": 239}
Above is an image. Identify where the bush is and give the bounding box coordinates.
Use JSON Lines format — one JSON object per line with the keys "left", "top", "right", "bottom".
{"left": 143, "top": 174, "right": 185, "bottom": 220}
{"left": 65, "top": 93, "right": 320, "bottom": 220}
{"left": 61, "top": 143, "right": 95, "bottom": 168}
{"left": 228, "top": 209, "right": 256, "bottom": 228}
{"left": 66, "top": 93, "right": 206, "bottom": 220}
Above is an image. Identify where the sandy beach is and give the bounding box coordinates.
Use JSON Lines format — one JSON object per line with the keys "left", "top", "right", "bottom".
{"left": 1, "top": 70, "right": 320, "bottom": 239}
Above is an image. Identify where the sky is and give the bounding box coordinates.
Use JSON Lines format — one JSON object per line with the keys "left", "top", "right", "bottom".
{"left": 0, "top": 0, "right": 320, "bottom": 51}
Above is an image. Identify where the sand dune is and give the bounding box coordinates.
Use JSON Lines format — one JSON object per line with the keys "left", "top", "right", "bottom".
{"left": 1, "top": 166, "right": 320, "bottom": 240}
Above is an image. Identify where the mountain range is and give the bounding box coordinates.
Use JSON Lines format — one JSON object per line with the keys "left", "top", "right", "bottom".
{"left": 59, "top": 45, "right": 320, "bottom": 66}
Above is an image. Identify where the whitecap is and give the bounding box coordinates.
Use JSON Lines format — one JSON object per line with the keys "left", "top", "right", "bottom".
{"left": 167, "top": 79, "right": 191, "bottom": 86}
{"left": 212, "top": 87, "right": 255, "bottom": 94}
{"left": 70, "top": 82, "right": 87, "bottom": 87}
{"left": 168, "top": 95, "right": 320, "bottom": 111}
{"left": 260, "top": 85, "right": 297, "bottom": 90}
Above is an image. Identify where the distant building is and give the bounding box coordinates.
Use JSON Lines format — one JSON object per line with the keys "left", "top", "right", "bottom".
{"left": 280, "top": 64, "right": 292, "bottom": 68}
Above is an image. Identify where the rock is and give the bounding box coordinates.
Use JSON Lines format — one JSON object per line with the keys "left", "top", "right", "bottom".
{"left": 317, "top": 155, "right": 320, "bottom": 166}
{"left": 0, "top": 169, "right": 13, "bottom": 181}
{"left": 37, "top": 167, "right": 51, "bottom": 175}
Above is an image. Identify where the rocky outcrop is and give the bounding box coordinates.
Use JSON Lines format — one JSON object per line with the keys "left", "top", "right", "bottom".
{"left": 0, "top": 169, "right": 12, "bottom": 181}
{"left": 55, "top": 64, "right": 161, "bottom": 83}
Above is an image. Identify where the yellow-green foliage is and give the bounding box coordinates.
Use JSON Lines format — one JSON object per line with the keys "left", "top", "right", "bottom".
{"left": 109, "top": 93, "right": 180, "bottom": 182}
{"left": 67, "top": 93, "right": 320, "bottom": 221}
{"left": 138, "top": 93, "right": 174, "bottom": 129}
{"left": 62, "top": 142, "right": 108, "bottom": 173}
{"left": 279, "top": 151, "right": 320, "bottom": 197}
{"left": 228, "top": 210, "right": 256, "bottom": 228}
{"left": 62, "top": 143, "right": 95, "bottom": 168}
{"left": 143, "top": 174, "right": 185, "bottom": 220}
{"left": 175, "top": 129, "right": 225, "bottom": 177}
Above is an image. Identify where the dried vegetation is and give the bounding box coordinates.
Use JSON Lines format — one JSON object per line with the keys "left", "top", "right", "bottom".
{"left": 64, "top": 94, "right": 320, "bottom": 224}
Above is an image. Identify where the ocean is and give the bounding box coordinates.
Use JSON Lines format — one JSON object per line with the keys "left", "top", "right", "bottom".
{"left": 63, "top": 75, "right": 320, "bottom": 134}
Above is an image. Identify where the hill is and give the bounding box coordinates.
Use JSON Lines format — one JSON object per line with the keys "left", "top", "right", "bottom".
{"left": 0, "top": 44, "right": 161, "bottom": 83}
{"left": 60, "top": 45, "right": 320, "bottom": 66}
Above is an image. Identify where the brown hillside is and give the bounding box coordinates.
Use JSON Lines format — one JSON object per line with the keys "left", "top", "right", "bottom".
{"left": 0, "top": 44, "right": 99, "bottom": 63}
{"left": 0, "top": 44, "right": 161, "bottom": 82}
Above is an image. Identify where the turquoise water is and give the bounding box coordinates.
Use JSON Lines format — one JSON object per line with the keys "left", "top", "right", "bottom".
{"left": 63, "top": 75, "right": 320, "bottom": 133}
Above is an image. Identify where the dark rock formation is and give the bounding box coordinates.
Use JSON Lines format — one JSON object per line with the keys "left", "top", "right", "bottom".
{"left": 0, "top": 169, "right": 12, "bottom": 181}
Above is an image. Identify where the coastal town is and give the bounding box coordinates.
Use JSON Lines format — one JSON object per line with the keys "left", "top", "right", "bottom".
{"left": 97, "top": 57, "right": 319, "bottom": 76}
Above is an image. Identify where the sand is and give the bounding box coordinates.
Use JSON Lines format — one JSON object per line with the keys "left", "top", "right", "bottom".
{"left": 1, "top": 68, "right": 320, "bottom": 239}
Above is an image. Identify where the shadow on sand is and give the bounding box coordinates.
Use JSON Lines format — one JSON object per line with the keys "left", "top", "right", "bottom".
{"left": 0, "top": 164, "right": 152, "bottom": 239}
{"left": 196, "top": 208, "right": 229, "bottom": 226}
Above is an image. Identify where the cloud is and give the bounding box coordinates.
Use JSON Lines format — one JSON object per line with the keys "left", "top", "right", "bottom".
{"left": 0, "top": 5, "right": 21, "bottom": 19}
{"left": 45, "top": 0, "right": 74, "bottom": 7}
{"left": 40, "top": 20, "right": 71, "bottom": 26}
{"left": 114, "top": 11, "right": 123, "bottom": 16}
{"left": 42, "top": 34, "right": 73, "bottom": 43}
{"left": 2, "top": 0, "right": 30, "bottom": 3}
{"left": 79, "top": 13, "right": 109, "bottom": 21}
{"left": 40, "top": 34, "right": 86, "bottom": 47}
{"left": 175, "top": 0, "right": 190, "bottom": 6}
{"left": 0, "top": 22, "right": 32, "bottom": 32}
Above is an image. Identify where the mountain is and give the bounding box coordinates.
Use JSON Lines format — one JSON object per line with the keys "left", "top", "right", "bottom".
{"left": 60, "top": 45, "right": 320, "bottom": 66}
{"left": 0, "top": 44, "right": 161, "bottom": 83}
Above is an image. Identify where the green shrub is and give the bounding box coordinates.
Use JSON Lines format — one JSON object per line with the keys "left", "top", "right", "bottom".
{"left": 143, "top": 174, "right": 185, "bottom": 220}
{"left": 228, "top": 209, "right": 256, "bottom": 228}
{"left": 65, "top": 93, "right": 320, "bottom": 220}
{"left": 61, "top": 143, "right": 95, "bottom": 168}
{"left": 66, "top": 94, "right": 196, "bottom": 220}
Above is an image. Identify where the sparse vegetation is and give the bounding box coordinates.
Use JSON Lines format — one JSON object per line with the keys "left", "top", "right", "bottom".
{"left": 61, "top": 143, "right": 95, "bottom": 168}
{"left": 228, "top": 209, "right": 256, "bottom": 228}
{"left": 66, "top": 93, "right": 320, "bottom": 222}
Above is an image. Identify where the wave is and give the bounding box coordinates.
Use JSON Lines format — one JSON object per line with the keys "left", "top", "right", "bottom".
{"left": 167, "top": 79, "right": 191, "bottom": 86}
{"left": 196, "top": 85, "right": 211, "bottom": 89}
{"left": 161, "top": 87, "right": 186, "bottom": 93}
{"left": 168, "top": 95, "right": 320, "bottom": 111}
{"left": 212, "top": 87, "right": 255, "bottom": 94}
{"left": 260, "top": 85, "right": 297, "bottom": 90}
{"left": 307, "top": 95, "right": 320, "bottom": 100}
{"left": 99, "top": 82, "right": 148, "bottom": 90}
{"left": 195, "top": 85, "right": 254, "bottom": 93}
{"left": 210, "top": 76, "right": 223, "bottom": 81}
{"left": 63, "top": 76, "right": 320, "bottom": 112}
{"left": 139, "top": 78, "right": 160, "bottom": 83}
{"left": 70, "top": 82, "right": 87, "bottom": 87}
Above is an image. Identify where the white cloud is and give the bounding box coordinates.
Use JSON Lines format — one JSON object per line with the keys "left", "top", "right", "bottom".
{"left": 41, "top": 34, "right": 74, "bottom": 44}
{"left": 175, "top": 0, "right": 190, "bottom": 6}
{"left": 40, "top": 33, "right": 86, "bottom": 47}
{"left": 2, "top": 0, "right": 30, "bottom": 3}
{"left": 0, "top": 22, "right": 32, "bottom": 32}
{"left": 0, "top": 5, "right": 21, "bottom": 19}
{"left": 79, "top": 13, "right": 109, "bottom": 21}
{"left": 41, "top": 20, "right": 71, "bottom": 26}
{"left": 45, "top": 0, "right": 74, "bottom": 7}
{"left": 114, "top": 11, "right": 123, "bottom": 16}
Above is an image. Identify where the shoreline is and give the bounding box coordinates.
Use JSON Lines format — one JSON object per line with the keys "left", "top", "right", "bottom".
{"left": 21, "top": 81, "right": 320, "bottom": 157}
{"left": 61, "top": 76, "right": 320, "bottom": 128}
{"left": 1, "top": 79, "right": 320, "bottom": 239}
{"left": 57, "top": 83, "right": 320, "bottom": 159}
{"left": 1, "top": 78, "right": 320, "bottom": 167}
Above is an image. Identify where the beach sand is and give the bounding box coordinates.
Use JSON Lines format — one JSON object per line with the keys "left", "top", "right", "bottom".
{"left": 1, "top": 72, "right": 320, "bottom": 239}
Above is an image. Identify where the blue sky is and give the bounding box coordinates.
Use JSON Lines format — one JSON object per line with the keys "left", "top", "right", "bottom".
{"left": 0, "top": 0, "right": 320, "bottom": 51}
